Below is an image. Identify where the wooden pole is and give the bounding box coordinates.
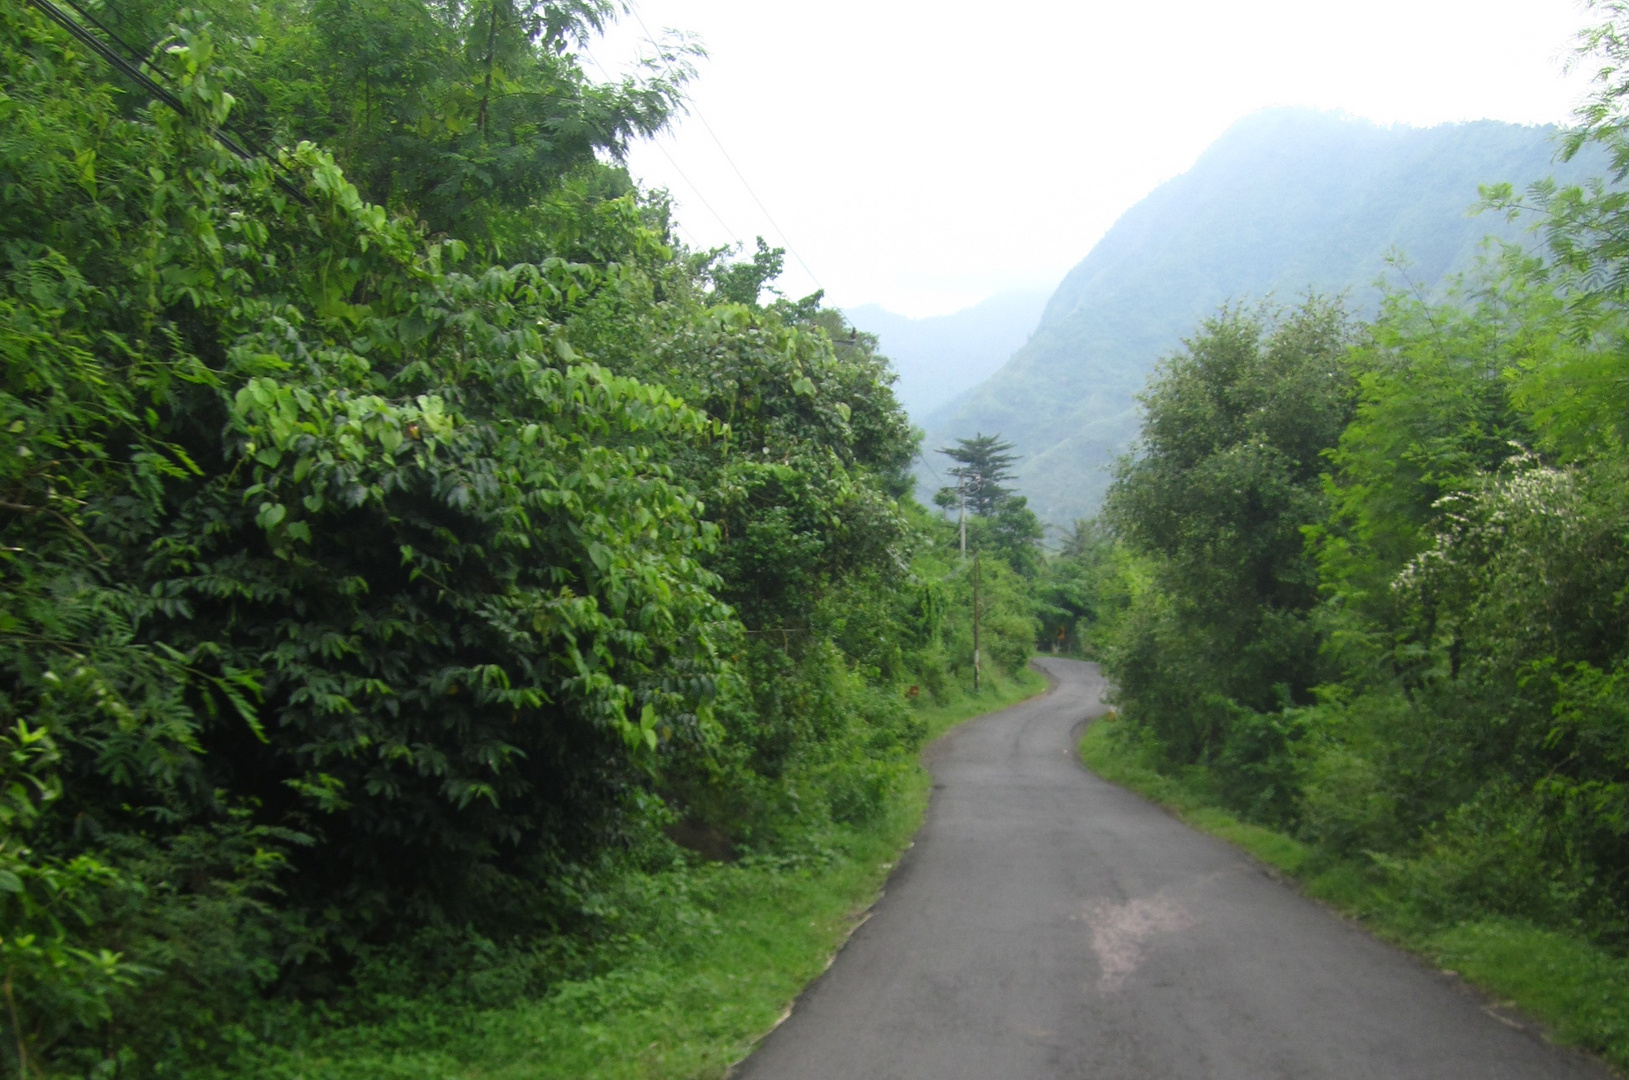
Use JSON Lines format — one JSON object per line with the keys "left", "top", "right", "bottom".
{"left": 972, "top": 549, "right": 981, "bottom": 693}
{"left": 958, "top": 481, "right": 966, "bottom": 559}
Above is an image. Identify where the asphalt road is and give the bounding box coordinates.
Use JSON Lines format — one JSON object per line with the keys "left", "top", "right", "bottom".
{"left": 733, "top": 657, "right": 1613, "bottom": 1080}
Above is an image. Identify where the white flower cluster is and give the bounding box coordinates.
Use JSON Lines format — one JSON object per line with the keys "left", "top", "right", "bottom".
{"left": 1392, "top": 447, "right": 1580, "bottom": 599}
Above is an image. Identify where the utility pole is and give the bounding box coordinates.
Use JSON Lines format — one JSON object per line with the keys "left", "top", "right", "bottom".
{"left": 958, "top": 480, "right": 967, "bottom": 559}
{"left": 972, "top": 549, "right": 981, "bottom": 693}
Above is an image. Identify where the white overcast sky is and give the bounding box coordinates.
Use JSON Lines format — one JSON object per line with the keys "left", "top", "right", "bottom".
{"left": 589, "top": 0, "right": 1595, "bottom": 317}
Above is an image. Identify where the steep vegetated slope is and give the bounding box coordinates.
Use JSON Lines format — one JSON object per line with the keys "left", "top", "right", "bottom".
{"left": 925, "top": 109, "right": 1600, "bottom": 522}
{"left": 844, "top": 289, "right": 1050, "bottom": 422}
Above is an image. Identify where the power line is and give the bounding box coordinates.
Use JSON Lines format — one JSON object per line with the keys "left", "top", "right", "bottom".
{"left": 916, "top": 450, "right": 949, "bottom": 519}
{"left": 579, "top": 43, "right": 745, "bottom": 246}
{"left": 26, "top": 0, "right": 308, "bottom": 203}
{"left": 917, "top": 450, "right": 945, "bottom": 487}
{"left": 644, "top": 141, "right": 745, "bottom": 244}
{"left": 662, "top": 211, "right": 705, "bottom": 252}
{"left": 626, "top": 5, "right": 827, "bottom": 294}
{"left": 85, "top": 0, "right": 326, "bottom": 204}
{"left": 671, "top": 218, "right": 701, "bottom": 249}
{"left": 57, "top": 0, "right": 161, "bottom": 79}
{"left": 30, "top": 0, "right": 183, "bottom": 115}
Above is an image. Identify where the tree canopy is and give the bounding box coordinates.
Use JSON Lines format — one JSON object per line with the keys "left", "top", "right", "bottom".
{"left": 932, "top": 433, "right": 1043, "bottom": 574}
{"left": 935, "top": 433, "right": 1019, "bottom": 517}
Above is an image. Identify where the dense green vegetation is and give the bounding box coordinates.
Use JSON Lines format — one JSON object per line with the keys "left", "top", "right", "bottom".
{"left": 205, "top": 667, "right": 1047, "bottom": 1079}
{"left": 924, "top": 109, "right": 1606, "bottom": 523}
{"left": 1071, "top": 8, "right": 1629, "bottom": 1064}
{"left": 0, "top": 0, "right": 1044, "bottom": 1073}
{"left": 14, "top": 0, "right": 1628, "bottom": 1068}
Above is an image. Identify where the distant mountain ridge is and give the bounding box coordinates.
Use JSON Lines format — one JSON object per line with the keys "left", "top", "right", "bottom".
{"left": 920, "top": 108, "right": 1601, "bottom": 523}
{"left": 844, "top": 290, "right": 1051, "bottom": 422}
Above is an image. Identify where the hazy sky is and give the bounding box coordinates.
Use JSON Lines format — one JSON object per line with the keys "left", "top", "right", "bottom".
{"left": 590, "top": 0, "right": 1594, "bottom": 317}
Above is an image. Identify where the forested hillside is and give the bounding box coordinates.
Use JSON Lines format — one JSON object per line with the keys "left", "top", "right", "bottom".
{"left": 0, "top": 0, "right": 1041, "bottom": 1072}
{"left": 843, "top": 289, "right": 1048, "bottom": 421}
{"left": 1056, "top": 13, "right": 1629, "bottom": 1061}
{"left": 925, "top": 110, "right": 1602, "bottom": 522}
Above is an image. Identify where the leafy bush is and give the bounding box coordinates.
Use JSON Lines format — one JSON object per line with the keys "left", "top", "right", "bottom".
{"left": 0, "top": 0, "right": 963, "bottom": 1070}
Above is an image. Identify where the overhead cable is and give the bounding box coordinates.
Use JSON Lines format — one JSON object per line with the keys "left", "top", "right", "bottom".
{"left": 58, "top": 0, "right": 165, "bottom": 80}
{"left": 25, "top": 0, "right": 308, "bottom": 203}
{"left": 626, "top": 5, "right": 827, "bottom": 293}
{"left": 580, "top": 43, "right": 745, "bottom": 245}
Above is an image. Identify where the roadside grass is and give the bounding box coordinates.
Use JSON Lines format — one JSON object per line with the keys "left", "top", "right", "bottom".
{"left": 216, "top": 668, "right": 1048, "bottom": 1080}
{"left": 913, "top": 664, "right": 1050, "bottom": 742}
{"left": 1076, "top": 720, "right": 1311, "bottom": 876}
{"left": 221, "top": 806, "right": 926, "bottom": 1080}
{"left": 1427, "top": 919, "right": 1629, "bottom": 1064}
{"left": 1079, "top": 720, "right": 1629, "bottom": 1072}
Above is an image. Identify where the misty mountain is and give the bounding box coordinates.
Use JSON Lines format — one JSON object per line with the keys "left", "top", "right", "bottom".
{"left": 920, "top": 108, "right": 1600, "bottom": 524}
{"left": 845, "top": 289, "right": 1050, "bottom": 421}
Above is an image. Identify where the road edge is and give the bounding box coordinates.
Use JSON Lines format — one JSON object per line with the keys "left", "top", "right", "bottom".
{"left": 1075, "top": 721, "right": 1627, "bottom": 1079}
{"left": 721, "top": 663, "right": 1056, "bottom": 1078}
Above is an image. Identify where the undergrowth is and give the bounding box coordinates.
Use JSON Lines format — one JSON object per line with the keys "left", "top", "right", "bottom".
{"left": 912, "top": 665, "right": 1050, "bottom": 742}
{"left": 197, "top": 669, "right": 1047, "bottom": 1080}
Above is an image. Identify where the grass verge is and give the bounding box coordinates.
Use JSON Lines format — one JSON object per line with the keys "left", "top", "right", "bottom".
{"left": 913, "top": 664, "right": 1050, "bottom": 743}
{"left": 218, "top": 669, "right": 1048, "bottom": 1080}
{"left": 1079, "top": 720, "right": 1629, "bottom": 1071}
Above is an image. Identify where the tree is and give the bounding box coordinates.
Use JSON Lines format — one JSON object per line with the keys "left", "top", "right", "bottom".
{"left": 931, "top": 433, "right": 1043, "bottom": 574}
{"left": 0, "top": 0, "right": 969, "bottom": 1068}
{"left": 1034, "top": 519, "right": 1139, "bottom": 654}
{"left": 94, "top": 0, "right": 696, "bottom": 255}
{"left": 935, "top": 433, "right": 1019, "bottom": 517}
{"left": 712, "top": 237, "right": 787, "bottom": 306}
{"left": 1103, "top": 296, "right": 1356, "bottom": 800}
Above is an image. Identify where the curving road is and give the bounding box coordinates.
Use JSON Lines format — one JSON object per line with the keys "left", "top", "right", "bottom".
{"left": 733, "top": 658, "right": 1612, "bottom": 1080}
